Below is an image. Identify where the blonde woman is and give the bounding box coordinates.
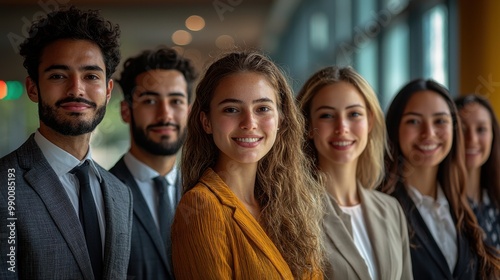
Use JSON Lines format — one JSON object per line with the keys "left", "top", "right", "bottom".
{"left": 297, "top": 66, "right": 412, "bottom": 280}
{"left": 171, "top": 51, "right": 324, "bottom": 279}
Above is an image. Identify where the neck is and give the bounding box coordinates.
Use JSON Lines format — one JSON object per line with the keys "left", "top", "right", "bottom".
{"left": 214, "top": 161, "right": 259, "bottom": 209}
{"left": 405, "top": 164, "right": 438, "bottom": 198}
{"left": 129, "top": 145, "right": 177, "bottom": 176}
{"left": 320, "top": 161, "right": 359, "bottom": 206}
{"left": 38, "top": 125, "right": 91, "bottom": 160}
{"left": 467, "top": 167, "right": 482, "bottom": 202}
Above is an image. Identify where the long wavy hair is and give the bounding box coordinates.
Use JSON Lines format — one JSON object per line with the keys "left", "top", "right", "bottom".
{"left": 296, "top": 66, "right": 387, "bottom": 190}
{"left": 181, "top": 51, "right": 325, "bottom": 277}
{"left": 380, "top": 79, "right": 500, "bottom": 278}
{"left": 455, "top": 94, "right": 500, "bottom": 209}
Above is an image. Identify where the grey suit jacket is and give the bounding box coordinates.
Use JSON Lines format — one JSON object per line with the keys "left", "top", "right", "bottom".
{"left": 110, "top": 157, "right": 182, "bottom": 280}
{"left": 322, "top": 186, "right": 413, "bottom": 280}
{"left": 0, "top": 135, "right": 133, "bottom": 280}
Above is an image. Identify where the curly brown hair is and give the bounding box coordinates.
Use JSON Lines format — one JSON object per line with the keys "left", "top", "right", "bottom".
{"left": 19, "top": 6, "right": 120, "bottom": 83}
{"left": 182, "top": 50, "right": 325, "bottom": 278}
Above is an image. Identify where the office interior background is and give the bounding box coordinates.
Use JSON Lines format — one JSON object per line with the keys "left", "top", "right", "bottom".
{"left": 1, "top": 0, "right": 499, "bottom": 168}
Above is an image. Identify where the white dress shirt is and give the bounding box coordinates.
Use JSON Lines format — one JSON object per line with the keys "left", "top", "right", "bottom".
{"left": 340, "top": 204, "right": 378, "bottom": 280}
{"left": 407, "top": 184, "right": 457, "bottom": 271}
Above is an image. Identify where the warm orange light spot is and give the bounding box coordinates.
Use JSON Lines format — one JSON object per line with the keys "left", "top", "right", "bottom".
{"left": 0, "top": 80, "right": 6, "bottom": 99}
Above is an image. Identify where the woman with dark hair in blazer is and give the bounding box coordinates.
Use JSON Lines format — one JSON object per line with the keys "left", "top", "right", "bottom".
{"left": 455, "top": 95, "right": 500, "bottom": 251}
{"left": 297, "top": 66, "right": 412, "bottom": 280}
{"left": 380, "top": 79, "right": 500, "bottom": 279}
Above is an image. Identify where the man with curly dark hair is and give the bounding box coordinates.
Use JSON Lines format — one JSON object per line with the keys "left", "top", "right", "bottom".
{"left": 110, "top": 46, "right": 197, "bottom": 280}
{"left": 0, "top": 6, "right": 132, "bottom": 279}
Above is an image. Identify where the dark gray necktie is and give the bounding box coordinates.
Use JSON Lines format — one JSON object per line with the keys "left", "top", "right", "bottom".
{"left": 153, "top": 176, "right": 172, "bottom": 250}
{"left": 71, "top": 161, "right": 102, "bottom": 280}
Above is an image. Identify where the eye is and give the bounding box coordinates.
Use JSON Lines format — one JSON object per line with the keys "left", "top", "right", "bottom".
{"left": 48, "top": 74, "right": 65, "bottom": 80}
{"left": 223, "top": 107, "right": 238, "bottom": 113}
{"left": 435, "top": 118, "right": 449, "bottom": 125}
{"left": 257, "top": 106, "right": 271, "bottom": 112}
{"left": 477, "top": 126, "right": 489, "bottom": 134}
{"left": 142, "top": 99, "right": 156, "bottom": 105}
{"left": 86, "top": 74, "right": 100, "bottom": 80}
{"left": 319, "top": 113, "right": 334, "bottom": 119}
{"left": 405, "top": 119, "right": 419, "bottom": 125}
{"left": 349, "top": 111, "right": 362, "bottom": 118}
{"left": 171, "top": 99, "right": 186, "bottom": 106}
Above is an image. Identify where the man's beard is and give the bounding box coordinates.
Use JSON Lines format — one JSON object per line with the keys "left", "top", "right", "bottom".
{"left": 39, "top": 95, "right": 106, "bottom": 136}
{"left": 131, "top": 111, "right": 186, "bottom": 156}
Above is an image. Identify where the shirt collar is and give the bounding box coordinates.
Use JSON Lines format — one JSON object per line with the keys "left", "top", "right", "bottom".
{"left": 407, "top": 183, "right": 448, "bottom": 207}
{"left": 124, "top": 152, "right": 178, "bottom": 185}
{"left": 34, "top": 130, "right": 102, "bottom": 182}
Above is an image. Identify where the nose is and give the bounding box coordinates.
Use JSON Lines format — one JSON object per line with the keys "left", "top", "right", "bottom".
{"left": 67, "top": 76, "right": 84, "bottom": 97}
{"left": 421, "top": 121, "right": 436, "bottom": 138}
{"left": 464, "top": 127, "right": 477, "bottom": 144}
{"left": 240, "top": 110, "right": 257, "bottom": 130}
{"left": 334, "top": 117, "right": 347, "bottom": 135}
{"left": 156, "top": 98, "right": 173, "bottom": 121}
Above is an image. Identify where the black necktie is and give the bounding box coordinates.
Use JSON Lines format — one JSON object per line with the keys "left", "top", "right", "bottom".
{"left": 153, "top": 176, "right": 172, "bottom": 250}
{"left": 71, "top": 161, "right": 102, "bottom": 280}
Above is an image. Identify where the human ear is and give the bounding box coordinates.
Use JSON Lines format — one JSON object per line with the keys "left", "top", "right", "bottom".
{"left": 200, "top": 111, "right": 212, "bottom": 134}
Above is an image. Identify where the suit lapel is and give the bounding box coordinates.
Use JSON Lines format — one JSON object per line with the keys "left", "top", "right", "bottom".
{"left": 323, "top": 194, "right": 371, "bottom": 280}
{"left": 100, "top": 168, "right": 133, "bottom": 279}
{"left": 110, "top": 159, "right": 169, "bottom": 268}
{"left": 200, "top": 170, "right": 294, "bottom": 279}
{"left": 359, "top": 187, "right": 389, "bottom": 280}
{"left": 394, "top": 186, "right": 452, "bottom": 277}
{"left": 20, "top": 137, "right": 94, "bottom": 279}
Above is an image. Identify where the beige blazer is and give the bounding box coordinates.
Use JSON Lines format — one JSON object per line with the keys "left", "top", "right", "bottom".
{"left": 322, "top": 186, "right": 412, "bottom": 280}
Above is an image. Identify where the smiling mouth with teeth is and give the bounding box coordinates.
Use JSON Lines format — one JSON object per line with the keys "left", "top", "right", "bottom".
{"left": 418, "top": 144, "right": 438, "bottom": 151}
{"left": 331, "top": 141, "right": 353, "bottom": 147}
{"left": 234, "top": 138, "right": 260, "bottom": 143}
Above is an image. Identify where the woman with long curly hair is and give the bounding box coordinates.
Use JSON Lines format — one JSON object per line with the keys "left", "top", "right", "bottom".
{"left": 297, "top": 66, "right": 412, "bottom": 280}
{"left": 455, "top": 95, "right": 500, "bottom": 251}
{"left": 171, "top": 51, "right": 325, "bottom": 279}
{"left": 381, "top": 79, "right": 500, "bottom": 279}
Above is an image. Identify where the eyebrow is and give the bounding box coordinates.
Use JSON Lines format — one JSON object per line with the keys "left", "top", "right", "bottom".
{"left": 402, "top": 112, "right": 451, "bottom": 117}
{"left": 217, "top": 97, "right": 274, "bottom": 106}
{"left": 314, "top": 104, "right": 365, "bottom": 112}
{"left": 137, "top": 91, "right": 187, "bottom": 98}
{"left": 43, "top": 64, "right": 104, "bottom": 73}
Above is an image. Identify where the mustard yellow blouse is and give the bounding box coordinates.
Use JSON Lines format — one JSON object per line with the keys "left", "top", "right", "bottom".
{"left": 171, "top": 168, "right": 295, "bottom": 279}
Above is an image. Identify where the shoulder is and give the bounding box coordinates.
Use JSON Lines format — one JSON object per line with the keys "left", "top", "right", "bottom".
{"left": 362, "top": 188, "right": 405, "bottom": 217}
{"left": 363, "top": 187, "right": 399, "bottom": 205}
{"left": 173, "top": 182, "right": 228, "bottom": 234}
{"left": 179, "top": 183, "right": 222, "bottom": 212}
{"left": 0, "top": 136, "right": 37, "bottom": 168}
{"left": 97, "top": 163, "right": 132, "bottom": 200}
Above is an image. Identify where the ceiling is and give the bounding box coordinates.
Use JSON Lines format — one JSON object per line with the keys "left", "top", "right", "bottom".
{"left": 0, "top": 0, "right": 292, "bottom": 82}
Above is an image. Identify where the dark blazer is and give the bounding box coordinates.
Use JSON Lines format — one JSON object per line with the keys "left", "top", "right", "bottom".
{"left": 392, "top": 184, "right": 478, "bottom": 280}
{"left": 0, "top": 135, "right": 133, "bottom": 280}
{"left": 110, "top": 157, "right": 182, "bottom": 280}
{"left": 322, "top": 186, "right": 413, "bottom": 280}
